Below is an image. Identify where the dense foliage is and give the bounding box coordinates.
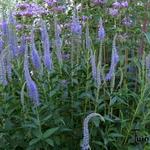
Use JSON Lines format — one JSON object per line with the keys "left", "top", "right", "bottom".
{"left": 0, "top": 0, "right": 150, "bottom": 149}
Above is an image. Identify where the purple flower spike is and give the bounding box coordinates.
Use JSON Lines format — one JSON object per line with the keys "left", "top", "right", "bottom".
{"left": 16, "top": 24, "right": 24, "bottom": 30}
{"left": 1, "top": 19, "right": 8, "bottom": 36}
{"left": 112, "top": 2, "right": 121, "bottom": 8}
{"left": 81, "top": 113, "right": 104, "bottom": 150}
{"left": 105, "top": 34, "right": 119, "bottom": 81}
{"left": 52, "top": 6, "right": 66, "bottom": 13}
{"left": 98, "top": 18, "right": 105, "bottom": 41}
{"left": 121, "top": 1, "right": 128, "bottom": 8}
{"left": 109, "top": 8, "right": 119, "bottom": 17}
{"left": 30, "top": 29, "right": 41, "bottom": 69}
{"left": 70, "top": 15, "right": 82, "bottom": 35}
{"left": 8, "top": 23, "right": 18, "bottom": 57}
{"left": 122, "top": 17, "right": 132, "bottom": 27}
{"left": 44, "top": 0, "right": 57, "bottom": 7}
{"left": 0, "top": 39, "right": 4, "bottom": 54}
{"left": 19, "top": 36, "right": 26, "bottom": 54}
{"left": 16, "top": 3, "right": 29, "bottom": 10}
{"left": 92, "top": 0, "right": 107, "bottom": 5}
{"left": 9, "top": 12, "right": 16, "bottom": 26}
{"left": 24, "top": 46, "right": 40, "bottom": 106}
{"left": 27, "top": 79, "right": 40, "bottom": 106}
{"left": 40, "top": 20, "right": 53, "bottom": 71}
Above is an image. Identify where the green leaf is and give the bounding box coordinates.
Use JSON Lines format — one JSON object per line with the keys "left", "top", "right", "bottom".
{"left": 43, "top": 127, "right": 59, "bottom": 139}
{"left": 45, "top": 139, "right": 54, "bottom": 147}
{"left": 109, "top": 133, "right": 124, "bottom": 138}
{"left": 29, "top": 138, "right": 40, "bottom": 146}
{"left": 41, "top": 114, "right": 52, "bottom": 125}
{"left": 110, "top": 97, "right": 117, "bottom": 106}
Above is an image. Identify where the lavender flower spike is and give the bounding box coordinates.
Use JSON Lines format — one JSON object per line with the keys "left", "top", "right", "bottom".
{"left": 8, "top": 19, "right": 18, "bottom": 57}
{"left": 40, "top": 20, "right": 53, "bottom": 71}
{"left": 98, "top": 18, "right": 105, "bottom": 41}
{"left": 19, "top": 35, "right": 26, "bottom": 55}
{"left": 1, "top": 19, "right": 8, "bottom": 36}
{"left": 81, "top": 113, "right": 104, "bottom": 150}
{"left": 105, "top": 34, "right": 119, "bottom": 81}
{"left": 31, "top": 28, "right": 41, "bottom": 69}
{"left": 24, "top": 46, "right": 40, "bottom": 106}
{"left": 70, "top": 15, "right": 82, "bottom": 35}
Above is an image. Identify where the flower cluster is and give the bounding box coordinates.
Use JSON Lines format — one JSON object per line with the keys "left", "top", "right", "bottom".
{"left": 92, "top": 0, "right": 107, "bottom": 5}
{"left": 44, "top": 0, "right": 57, "bottom": 7}
{"left": 44, "top": 0, "right": 66, "bottom": 13}
{"left": 14, "top": 2, "right": 48, "bottom": 17}
{"left": 122, "top": 16, "right": 133, "bottom": 27}
{"left": 112, "top": 1, "right": 128, "bottom": 9}
{"left": 109, "top": 1, "right": 128, "bottom": 17}
{"left": 98, "top": 18, "right": 105, "bottom": 41}
{"left": 70, "top": 15, "right": 82, "bottom": 35}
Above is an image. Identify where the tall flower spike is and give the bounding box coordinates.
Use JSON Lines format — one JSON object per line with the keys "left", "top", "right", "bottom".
{"left": 1, "top": 19, "right": 8, "bottom": 37}
{"left": 0, "top": 39, "right": 4, "bottom": 54}
{"left": 19, "top": 35, "right": 26, "bottom": 55}
{"left": 5, "top": 49, "right": 12, "bottom": 81}
{"left": 24, "top": 45, "right": 40, "bottom": 106}
{"left": 81, "top": 113, "right": 104, "bottom": 150}
{"left": 30, "top": 28, "right": 41, "bottom": 69}
{"left": 105, "top": 34, "right": 119, "bottom": 81}
{"left": 8, "top": 17, "right": 18, "bottom": 57}
{"left": 70, "top": 14, "right": 82, "bottom": 35}
{"left": 98, "top": 18, "right": 105, "bottom": 41}
{"left": 9, "top": 11, "right": 16, "bottom": 25}
{"left": 54, "top": 16, "right": 63, "bottom": 66}
{"left": 40, "top": 20, "right": 53, "bottom": 71}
